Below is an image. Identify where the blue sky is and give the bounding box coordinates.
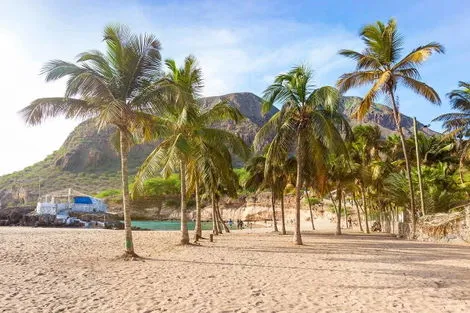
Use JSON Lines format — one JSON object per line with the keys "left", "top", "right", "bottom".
{"left": 0, "top": 0, "right": 469, "bottom": 175}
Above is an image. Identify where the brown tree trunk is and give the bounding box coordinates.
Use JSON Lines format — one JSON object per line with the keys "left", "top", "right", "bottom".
{"left": 211, "top": 193, "right": 219, "bottom": 235}
{"left": 280, "top": 191, "right": 286, "bottom": 235}
{"left": 120, "top": 130, "right": 136, "bottom": 256}
{"left": 384, "top": 205, "right": 392, "bottom": 233}
{"left": 343, "top": 192, "right": 348, "bottom": 229}
{"left": 336, "top": 187, "right": 342, "bottom": 235}
{"left": 271, "top": 189, "right": 279, "bottom": 232}
{"left": 216, "top": 200, "right": 230, "bottom": 233}
{"left": 294, "top": 134, "right": 303, "bottom": 245}
{"left": 360, "top": 184, "right": 370, "bottom": 234}
{"left": 215, "top": 197, "right": 223, "bottom": 234}
{"left": 389, "top": 89, "right": 416, "bottom": 238}
{"left": 305, "top": 189, "right": 315, "bottom": 230}
{"left": 353, "top": 192, "right": 364, "bottom": 232}
{"left": 193, "top": 179, "right": 202, "bottom": 242}
{"left": 459, "top": 156, "right": 470, "bottom": 197}
{"left": 180, "top": 161, "right": 189, "bottom": 245}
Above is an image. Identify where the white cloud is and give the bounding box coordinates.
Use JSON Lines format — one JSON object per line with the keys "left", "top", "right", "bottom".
{"left": 0, "top": 30, "right": 79, "bottom": 175}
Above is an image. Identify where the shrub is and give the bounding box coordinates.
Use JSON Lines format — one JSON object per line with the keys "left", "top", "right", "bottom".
{"left": 95, "top": 189, "right": 121, "bottom": 199}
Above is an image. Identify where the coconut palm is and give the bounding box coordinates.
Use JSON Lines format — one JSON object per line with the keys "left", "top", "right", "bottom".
{"left": 337, "top": 18, "right": 444, "bottom": 237}
{"left": 349, "top": 125, "right": 384, "bottom": 233}
{"left": 244, "top": 154, "right": 286, "bottom": 233}
{"left": 133, "top": 56, "right": 249, "bottom": 244}
{"left": 199, "top": 150, "right": 240, "bottom": 236}
{"left": 244, "top": 155, "right": 278, "bottom": 231}
{"left": 255, "top": 65, "right": 350, "bottom": 245}
{"left": 326, "top": 153, "right": 356, "bottom": 235}
{"left": 19, "top": 24, "right": 163, "bottom": 257}
{"left": 434, "top": 81, "right": 470, "bottom": 183}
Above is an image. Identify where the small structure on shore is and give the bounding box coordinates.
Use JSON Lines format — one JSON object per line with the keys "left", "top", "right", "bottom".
{"left": 36, "top": 188, "right": 107, "bottom": 216}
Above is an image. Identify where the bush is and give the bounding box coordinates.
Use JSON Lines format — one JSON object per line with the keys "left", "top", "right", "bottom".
{"left": 95, "top": 189, "right": 121, "bottom": 199}
{"left": 305, "top": 197, "right": 321, "bottom": 206}
{"left": 142, "top": 174, "right": 181, "bottom": 197}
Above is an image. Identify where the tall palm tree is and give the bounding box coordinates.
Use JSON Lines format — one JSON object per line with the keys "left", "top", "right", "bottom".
{"left": 197, "top": 148, "right": 240, "bottom": 236}
{"left": 326, "top": 153, "right": 355, "bottom": 235}
{"left": 349, "top": 125, "right": 384, "bottom": 233}
{"left": 20, "top": 24, "right": 163, "bottom": 257}
{"left": 337, "top": 18, "right": 444, "bottom": 237}
{"left": 434, "top": 81, "right": 470, "bottom": 184}
{"left": 244, "top": 155, "right": 281, "bottom": 232}
{"left": 255, "top": 65, "right": 350, "bottom": 245}
{"left": 133, "top": 56, "right": 248, "bottom": 244}
{"left": 244, "top": 155, "right": 275, "bottom": 230}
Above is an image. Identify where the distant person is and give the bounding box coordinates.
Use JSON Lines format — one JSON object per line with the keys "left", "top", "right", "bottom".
{"left": 240, "top": 220, "right": 244, "bottom": 229}
{"left": 348, "top": 217, "right": 352, "bottom": 228}
{"left": 228, "top": 219, "right": 233, "bottom": 228}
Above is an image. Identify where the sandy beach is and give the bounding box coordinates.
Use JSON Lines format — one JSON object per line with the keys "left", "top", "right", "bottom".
{"left": 1, "top": 225, "right": 469, "bottom": 313}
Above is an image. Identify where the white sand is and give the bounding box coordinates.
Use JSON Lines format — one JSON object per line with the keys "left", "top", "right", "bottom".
{"left": 1, "top": 226, "right": 469, "bottom": 313}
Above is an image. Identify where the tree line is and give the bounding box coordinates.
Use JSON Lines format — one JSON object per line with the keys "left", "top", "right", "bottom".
{"left": 21, "top": 20, "right": 469, "bottom": 257}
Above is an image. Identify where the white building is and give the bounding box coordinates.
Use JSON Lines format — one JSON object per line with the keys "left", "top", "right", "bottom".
{"left": 36, "top": 188, "right": 107, "bottom": 215}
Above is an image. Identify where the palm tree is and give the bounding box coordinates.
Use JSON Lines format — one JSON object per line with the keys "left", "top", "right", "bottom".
{"left": 20, "top": 24, "right": 163, "bottom": 257}
{"left": 244, "top": 155, "right": 277, "bottom": 231}
{"left": 255, "top": 65, "right": 350, "bottom": 245}
{"left": 244, "top": 155, "right": 285, "bottom": 232}
{"left": 133, "top": 56, "right": 248, "bottom": 244}
{"left": 200, "top": 153, "right": 240, "bottom": 236}
{"left": 337, "top": 18, "right": 444, "bottom": 237}
{"left": 349, "top": 125, "right": 384, "bottom": 233}
{"left": 326, "top": 153, "right": 355, "bottom": 235}
{"left": 434, "top": 81, "right": 470, "bottom": 184}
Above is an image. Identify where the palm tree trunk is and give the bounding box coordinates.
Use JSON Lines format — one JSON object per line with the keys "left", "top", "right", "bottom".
{"left": 271, "top": 189, "right": 279, "bottom": 232}
{"left": 294, "top": 134, "right": 303, "bottom": 245}
{"left": 384, "top": 205, "right": 392, "bottom": 233}
{"left": 359, "top": 184, "right": 370, "bottom": 234}
{"left": 305, "top": 189, "right": 315, "bottom": 230}
{"left": 459, "top": 155, "right": 470, "bottom": 197}
{"left": 193, "top": 179, "right": 202, "bottom": 242}
{"left": 216, "top": 200, "right": 230, "bottom": 233}
{"left": 120, "top": 130, "right": 136, "bottom": 256}
{"left": 211, "top": 193, "right": 219, "bottom": 235}
{"left": 413, "top": 117, "right": 426, "bottom": 217}
{"left": 389, "top": 89, "right": 416, "bottom": 238}
{"left": 459, "top": 155, "right": 467, "bottom": 185}
{"left": 336, "top": 187, "right": 342, "bottom": 235}
{"left": 343, "top": 192, "right": 348, "bottom": 229}
{"left": 353, "top": 192, "right": 364, "bottom": 232}
{"left": 215, "top": 196, "right": 223, "bottom": 234}
{"left": 280, "top": 191, "right": 286, "bottom": 235}
{"left": 180, "top": 161, "right": 189, "bottom": 245}
{"left": 329, "top": 191, "right": 340, "bottom": 234}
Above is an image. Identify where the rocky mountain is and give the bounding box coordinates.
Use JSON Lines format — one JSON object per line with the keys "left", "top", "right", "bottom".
{"left": 341, "top": 97, "right": 437, "bottom": 137}
{"left": 0, "top": 92, "right": 437, "bottom": 208}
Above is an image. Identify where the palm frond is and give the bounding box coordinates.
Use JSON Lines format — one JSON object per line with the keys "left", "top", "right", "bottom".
{"left": 19, "top": 97, "right": 96, "bottom": 125}
{"left": 352, "top": 71, "right": 390, "bottom": 120}
{"left": 336, "top": 71, "right": 378, "bottom": 93}
{"left": 398, "top": 75, "right": 441, "bottom": 104}
{"left": 393, "top": 42, "right": 445, "bottom": 70}
{"left": 200, "top": 101, "right": 244, "bottom": 124}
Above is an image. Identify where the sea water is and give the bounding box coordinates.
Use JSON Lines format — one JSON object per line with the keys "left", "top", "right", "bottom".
{"left": 131, "top": 220, "right": 214, "bottom": 231}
